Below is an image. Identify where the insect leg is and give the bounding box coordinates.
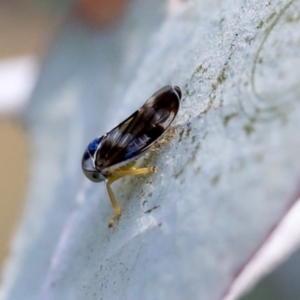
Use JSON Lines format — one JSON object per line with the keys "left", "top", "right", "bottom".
{"left": 111, "top": 166, "right": 157, "bottom": 177}
{"left": 106, "top": 179, "right": 122, "bottom": 228}
{"left": 106, "top": 164, "right": 156, "bottom": 228}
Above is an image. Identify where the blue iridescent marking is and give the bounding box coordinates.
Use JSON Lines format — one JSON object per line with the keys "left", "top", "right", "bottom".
{"left": 88, "top": 137, "right": 102, "bottom": 156}
{"left": 124, "top": 144, "right": 139, "bottom": 160}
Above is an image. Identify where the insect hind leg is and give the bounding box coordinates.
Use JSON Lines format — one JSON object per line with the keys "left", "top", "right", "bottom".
{"left": 152, "top": 128, "right": 175, "bottom": 150}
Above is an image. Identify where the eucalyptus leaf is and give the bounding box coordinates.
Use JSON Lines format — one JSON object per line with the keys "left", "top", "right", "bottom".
{"left": 1, "top": 1, "right": 300, "bottom": 300}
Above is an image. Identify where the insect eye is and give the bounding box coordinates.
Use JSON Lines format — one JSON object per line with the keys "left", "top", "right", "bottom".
{"left": 86, "top": 171, "right": 104, "bottom": 182}
{"left": 88, "top": 137, "right": 102, "bottom": 156}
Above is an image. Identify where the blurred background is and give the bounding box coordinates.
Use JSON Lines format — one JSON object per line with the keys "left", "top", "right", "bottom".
{"left": 0, "top": 1, "right": 299, "bottom": 299}
{"left": 0, "top": 0, "right": 58, "bottom": 272}
{"left": 0, "top": 0, "right": 128, "bottom": 273}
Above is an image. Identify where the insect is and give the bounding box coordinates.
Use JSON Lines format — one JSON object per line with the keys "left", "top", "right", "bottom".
{"left": 82, "top": 85, "right": 182, "bottom": 227}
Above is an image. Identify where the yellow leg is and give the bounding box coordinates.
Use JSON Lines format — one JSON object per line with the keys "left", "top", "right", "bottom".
{"left": 106, "top": 181, "right": 122, "bottom": 228}
{"left": 111, "top": 166, "right": 157, "bottom": 177}
{"left": 106, "top": 164, "right": 157, "bottom": 228}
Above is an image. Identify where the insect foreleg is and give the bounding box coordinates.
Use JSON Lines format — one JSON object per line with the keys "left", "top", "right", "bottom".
{"left": 106, "top": 164, "right": 156, "bottom": 227}
{"left": 106, "top": 180, "right": 122, "bottom": 228}
{"left": 152, "top": 128, "right": 176, "bottom": 150}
